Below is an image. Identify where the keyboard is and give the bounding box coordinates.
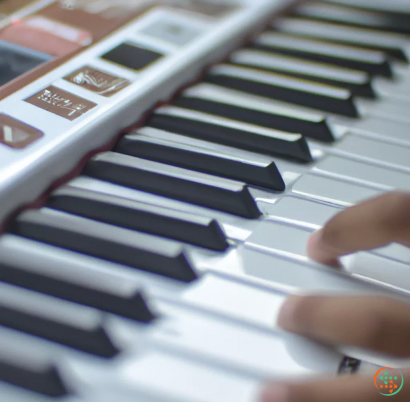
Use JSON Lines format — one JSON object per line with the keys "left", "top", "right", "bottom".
{"left": 1, "top": 0, "right": 410, "bottom": 400}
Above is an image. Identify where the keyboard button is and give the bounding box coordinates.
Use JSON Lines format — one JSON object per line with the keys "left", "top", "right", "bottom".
{"left": 206, "top": 64, "right": 359, "bottom": 117}
{"left": 0, "top": 337, "right": 68, "bottom": 397}
{"left": 101, "top": 43, "right": 163, "bottom": 71}
{"left": 275, "top": 17, "right": 409, "bottom": 62}
{"left": 84, "top": 152, "right": 261, "bottom": 219}
{"left": 181, "top": 84, "right": 335, "bottom": 142}
{"left": 231, "top": 50, "right": 375, "bottom": 98}
{"left": 254, "top": 32, "right": 392, "bottom": 77}
{"left": 148, "top": 106, "right": 312, "bottom": 162}
{"left": 291, "top": 173, "right": 383, "bottom": 206}
{"left": 0, "top": 255, "right": 156, "bottom": 322}
{"left": 10, "top": 208, "right": 197, "bottom": 283}
{"left": 48, "top": 185, "right": 229, "bottom": 251}
{"left": 0, "top": 282, "right": 118, "bottom": 357}
{"left": 295, "top": 2, "right": 410, "bottom": 35}
{"left": 116, "top": 133, "right": 285, "bottom": 191}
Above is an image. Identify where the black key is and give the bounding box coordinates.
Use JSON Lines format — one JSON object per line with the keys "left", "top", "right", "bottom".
{"left": 84, "top": 152, "right": 262, "bottom": 219}
{"left": 274, "top": 18, "right": 409, "bottom": 63}
{"left": 253, "top": 32, "right": 392, "bottom": 77}
{"left": 48, "top": 186, "right": 229, "bottom": 251}
{"left": 231, "top": 49, "right": 375, "bottom": 98}
{"left": 295, "top": 2, "right": 410, "bottom": 35}
{"left": 0, "top": 339, "right": 68, "bottom": 397}
{"left": 0, "top": 255, "right": 156, "bottom": 322}
{"left": 147, "top": 106, "right": 313, "bottom": 162}
{"left": 0, "top": 282, "right": 118, "bottom": 358}
{"left": 10, "top": 208, "right": 197, "bottom": 283}
{"left": 116, "top": 133, "right": 285, "bottom": 191}
{"left": 175, "top": 85, "right": 335, "bottom": 142}
{"left": 101, "top": 42, "right": 164, "bottom": 71}
{"left": 206, "top": 64, "right": 359, "bottom": 117}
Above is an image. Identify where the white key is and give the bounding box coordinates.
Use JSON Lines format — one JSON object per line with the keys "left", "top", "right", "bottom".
{"left": 246, "top": 221, "right": 410, "bottom": 294}
{"left": 265, "top": 196, "right": 410, "bottom": 265}
{"left": 256, "top": 32, "right": 385, "bottom": 65}
{"left": 179, "top": 274, "right": 286, "bottom": 328}
{"left": 322, "top": 0, "right": 410, "bottom": 14}
{"left": 313, "top": 155, "right": 410, "bottom": 191}
{"left": 231, "top": 49, "right": 369, "bottom": 86}
{"left": 118, "top": 351, "right": 262, "bottom": 402}
{"left": 349, "top": 117, "right": 410, "bottom": 147}
{"left": 314, "top": 134, "right": 410, "bottom": 173}
{"left": 358, "top": 98, "right": 410, "bottom": 125}
{"left": 343, "top": 253, "right": 410, "bottom": 294}
{"left": 275, "top": 18, "right": 410, "bottom": 54}
{"left": 290, "top": 173, "right": 382, "bottom": 206}
{"left": 0, "top": 229, "right": 400, "bottom": 332}
{"left": 152, "top": 302, "right": 344, "bottom": 378}
{"left": 246, "top": 221, "right": 312, "bottom": 262}
{"left": 265, "top": 196, "right": 341, "bottom": 229}
{"left": 207, "top": 246, "right": 402, "bottom": 300}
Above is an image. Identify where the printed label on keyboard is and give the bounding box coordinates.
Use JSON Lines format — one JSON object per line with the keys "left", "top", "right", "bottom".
{"left": 25, "top": 86, "right": 97, "bottom": 120}
{"left": 64, "top": 66, "right": 131, "bottom": 97}
{"left": 0, "top": 113, "right": 44, "bottom": 149}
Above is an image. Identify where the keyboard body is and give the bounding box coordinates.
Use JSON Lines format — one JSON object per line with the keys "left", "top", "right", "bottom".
{"left": 1, "top": 0, "right": 410, "bottom": 401}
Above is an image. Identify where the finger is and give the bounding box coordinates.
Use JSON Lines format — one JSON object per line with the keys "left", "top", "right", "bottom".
{"left": 306, "top": 192, "right": 410, "bottom": 265}
{"left": 277, "top": 296, "right": 410, "bottom": 357}
{"left": 260, "top": 370, "right": 410, "bottom": 402}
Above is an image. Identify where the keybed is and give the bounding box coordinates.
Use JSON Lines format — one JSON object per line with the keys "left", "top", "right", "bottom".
{"left": 2, "top": 0, "right": 410, "bottom": 400}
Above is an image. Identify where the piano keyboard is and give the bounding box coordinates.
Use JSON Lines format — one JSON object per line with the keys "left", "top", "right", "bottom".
{"left": 1, "top": 0, "right": 410, "bottom": 400}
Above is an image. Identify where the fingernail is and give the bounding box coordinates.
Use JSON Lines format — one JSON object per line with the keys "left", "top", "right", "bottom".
{"left": 277, "top": 296, "right": 301, "bottom": 331}
{"left": 307, "top": 229, "right": 340, "bottom": 268}
{"left": 260, "top": 384, "right": 289, "bottom": 402}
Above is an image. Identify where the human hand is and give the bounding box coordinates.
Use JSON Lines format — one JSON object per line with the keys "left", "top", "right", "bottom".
{"left": 261, "top": 192, "right": 410, "bottom": 402}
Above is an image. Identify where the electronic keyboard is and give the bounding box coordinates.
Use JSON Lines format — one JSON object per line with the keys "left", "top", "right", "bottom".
{"left": 2, "top": 0, "right": 410, "bottom": 401}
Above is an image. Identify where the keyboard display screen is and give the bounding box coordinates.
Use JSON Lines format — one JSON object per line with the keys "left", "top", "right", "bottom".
{"left": 0, "top": 41, "right": 52, "bottom": 87}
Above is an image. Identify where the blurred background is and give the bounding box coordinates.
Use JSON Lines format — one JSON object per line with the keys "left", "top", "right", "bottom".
{"left": 0, "top": 0, "right": 34, "bottom": 20}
